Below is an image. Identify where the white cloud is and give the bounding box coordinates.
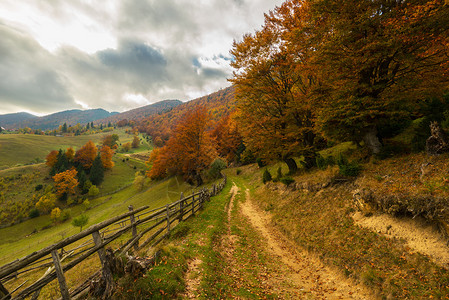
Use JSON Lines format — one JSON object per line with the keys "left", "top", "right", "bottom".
{"left": 0, "top": 0, "right": 284, "bottom": 115}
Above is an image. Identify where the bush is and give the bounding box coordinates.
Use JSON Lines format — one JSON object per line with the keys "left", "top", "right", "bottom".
{"left": 28, "top": 208, "right": 40, "bottom": 219}
{"left": 88, "top": 185, "right": 100, "bottom": 197}
{"left": 208, "top": 158, "right": 227, "bottom": 179}
{"left": 262, "top": 169, "right": 272, "bottom": 184}
{"left": 316, "top": 154, "right": 327, "bottom": 170}
{"left": 34, "top": 184, "right": 43, "bottom": 191}
{"left": 280, "top": 176, "right": 295, "bottom": 186}
{"left": 273, "top": 167, "right": 282, "bottom": 182}
{"left": 236, "top": 169, "right": 242, "bottom": 175}
{"left": 376, "top": 140, "right": 410, "bottom": 160}
{"left": 256, "top": 158, "right": 266, "bottom": 168}
{"left": 240, "top": 149, "right": 256, "bottom": 165}
{"left": 61, "top": 209, "right": 71, "bottom": 222}
{"left": 337, "top": 154, "right": 361, "bottom": 177}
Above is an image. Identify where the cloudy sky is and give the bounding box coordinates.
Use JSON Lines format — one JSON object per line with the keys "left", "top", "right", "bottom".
{"left": 0, "top": 0, "right": 284, "bottom": 115}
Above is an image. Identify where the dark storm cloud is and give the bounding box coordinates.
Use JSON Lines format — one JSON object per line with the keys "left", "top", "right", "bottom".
{"left": 0, "top": 24, "right": 75, "bottom": 114}
{"left": 97, "top": 40, "right": 167, "bottom": 78}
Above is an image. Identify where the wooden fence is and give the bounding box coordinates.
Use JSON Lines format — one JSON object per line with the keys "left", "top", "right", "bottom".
{"left": 0, "top": 175, "right": 226, "bottom": 300}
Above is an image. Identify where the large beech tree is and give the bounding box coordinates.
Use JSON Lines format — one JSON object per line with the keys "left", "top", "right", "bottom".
{"left": 309, "top": 0, "right": 449, "bottom": 153}
{"left": 230, "top": 1, "right": 320, "bottom": 172}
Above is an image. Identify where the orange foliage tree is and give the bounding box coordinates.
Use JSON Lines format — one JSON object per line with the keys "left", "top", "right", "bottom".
{"left": 308, "top": 0, "right": 449, "bottom": 153}
{"left": 46, "top": 150, "right": 59, "bottom": 168}
{"left": 53, "top": 169, "right": 79, "bottom": 198}
{"left": 74, "top": 140, "right": 98, "bottom": 169}
{"left": 230, "top": 1, "right": 320, "bottom": 172}
{"left": 100, "top": 145, "right": 115, "bottom": 169}
{"left": 148, "top": 106, "right": 216, "bottom": 185}
{"left": 210, "top": 113, "right": 242, "bottom": 163}
{"left": 132, "top": 135, "right": 140, "bottom": 148}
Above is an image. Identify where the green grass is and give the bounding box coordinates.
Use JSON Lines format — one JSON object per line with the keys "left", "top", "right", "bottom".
{"left": 0, "top": 175, "right": 194, "bottom": 265}
{"left": 0, "top": 128, "right": 142, "bottom": 169}
{"left": 231, "top": 163, "right": 449, "bottom": 299}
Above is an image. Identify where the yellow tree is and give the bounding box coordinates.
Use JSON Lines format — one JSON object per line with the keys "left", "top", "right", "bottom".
{"left": 53, "top": 169, "right": 79, "bottom": 198}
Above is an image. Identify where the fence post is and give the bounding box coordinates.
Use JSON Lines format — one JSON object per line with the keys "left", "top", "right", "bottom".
{"left": 178, "top": 193, "right": 184, "bottom": 222}
{"left": 51, "top": 250, "right": 70, "bottom": 300}
{"left": 0, "top": 281, "right": 11, "bottom": 300}
{"left": 166, "top": 204, "right": 171, "bottom": 235}
{"left": 92, "top": 231, "right": 114, "bottom": 296}
{"left": 191, "top": 194, "right": 195, "bottom": 216}
{"left": 128, "top": 205, "right": 138, "bottom": 251}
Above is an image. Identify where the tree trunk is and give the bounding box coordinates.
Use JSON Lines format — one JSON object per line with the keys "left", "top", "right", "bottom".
{"left": 283, "top": 157, "right": 298, "bottom": 174}
{"left": 363, "top": 126, "right": 382, "bottom": 154}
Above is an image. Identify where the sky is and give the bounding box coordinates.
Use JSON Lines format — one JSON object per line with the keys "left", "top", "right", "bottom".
{"left": 0, "top": 0, "right": 284, "bottom": 116}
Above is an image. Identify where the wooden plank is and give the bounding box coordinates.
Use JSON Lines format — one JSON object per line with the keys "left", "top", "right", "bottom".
{"left": 128, "top": 205, "right": 138, "bottom": 251}
{"left": 92, "top": 231, "right": 114, "bottom": 297}
{"left": 51, "top": 250, "right": 70, "bottom": 300}
{"left": 0, "top": 205, "right": 149, "bottom": 279}
{"left": 166, "top": 205, "right": 170, "bottom": 235}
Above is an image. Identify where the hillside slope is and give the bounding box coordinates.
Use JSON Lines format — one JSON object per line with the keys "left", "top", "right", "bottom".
{"left": 95, "top": 99, "right": 182, "bottom": 125}
{"left": 0, "top": 112, "right": 37, "bottom": 130}
{"left": 137, "top": 86, "right": 235, "bottom": 142}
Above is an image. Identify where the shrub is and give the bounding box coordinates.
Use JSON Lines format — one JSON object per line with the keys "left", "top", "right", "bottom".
{"left": 337, "top": 154, "right": 361, "bottom": 177}
{"left": 262, "top": 169, "right": 272, "bottom": 184}
{"left": 240, "top": 149, "right": 256, "bottom": 165}
{"left": 256, "top": 158, "right": 266, "bottom": 168}
{"left": 236, "top": 169, "right": 242, "bottom": 175}
{"left": 34, "top": 184, "right": 43, "bottom": 191}
{"left": 61, "top": 209, "right": 71, "bottom": 222}
{"left": 316, "top": 154, "right": 327, "bottom": 170}
{"left": 376, "top": 140, "right": 410, "bottom": 160}
{"left": 273, "top": 167, "right": 282, "bottom": 182}
{"left": 280, "top": 176, "right": 295, "bottom": 186}
{"left": 88, "top": 185, "right": 100, "bottom": 197}
{"left": 208, "top": 158, "right": 227, "bottom": 179}
{"left": 28, "top": 208, "right": 40, "bottom": 219}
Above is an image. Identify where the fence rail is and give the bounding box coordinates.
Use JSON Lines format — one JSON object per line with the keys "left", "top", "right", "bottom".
{"left": 0, "top": 175, "right": 226, "bottom": 300}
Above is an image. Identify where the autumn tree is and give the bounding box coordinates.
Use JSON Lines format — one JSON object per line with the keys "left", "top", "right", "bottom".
{"left": 148, "top": 106, "right": 216, "bottom": 185}
{"left": 35, "top": 193, "right": 56, "bottom": 214}
{"left": 102, "top": 134, "right": 119, "bottom": 148}
{"left": 308, "top": 0, "right": 449, "bottom": 153}
{"left": 122, "top": 142, "right": 132, "bottom": 152}
{"left": 132, "top": 135, "right": 140, "bottom": 148}
{"left": 210, "top": 113, "right": 242, "bottom": 162}
{"left": 100, "top": 145, "right": 115, "bottom": 169}
{"left": 46, "top": 150, "right": 59, "bottom": 168}
{"left": 230, "top": 1, "right": 321, "bottom": 172}
{"left": 74, "top": 140, "right": 98, "bottom": 169}
{"left": 53, "top": 169, "right": 79, "bottom": 199}
{"left": 65, "top": 147, "right": 75, "bottom": 161}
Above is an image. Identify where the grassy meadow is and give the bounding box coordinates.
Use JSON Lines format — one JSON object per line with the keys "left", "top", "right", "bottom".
{"left": 0, "top": 128, "right": 150, "bottom": 169}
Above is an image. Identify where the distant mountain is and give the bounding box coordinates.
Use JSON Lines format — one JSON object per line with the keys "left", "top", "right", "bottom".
{"left": 95, "top": 99, "right": 182, "bottom": 125}
{"left": 0, "top": 112, "right": 38, "bottom": 130}
{"left": 0, "top": 109, "right": 117, "bottom": 131}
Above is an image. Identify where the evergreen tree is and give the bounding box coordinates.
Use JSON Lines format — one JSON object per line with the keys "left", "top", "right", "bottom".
{"left": 89, "top": 155, "right": 104, "bottom": 185}
{"left": 62, "top": 123, "right": 67, "bottom": 133}
{"left": 90, "top": 122, "right": 94, "bottom": 129}
{"left": 86, "top": 122, "right": 90, "bottom": 130}
{"left": 77, "top": 167, "right": 87, "bottom": 193}
{"left": 108, "top": 122, "right": 112, "bottom": 128}
{"left": 51, "top": 149, "right": 68, "bottom": 175}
